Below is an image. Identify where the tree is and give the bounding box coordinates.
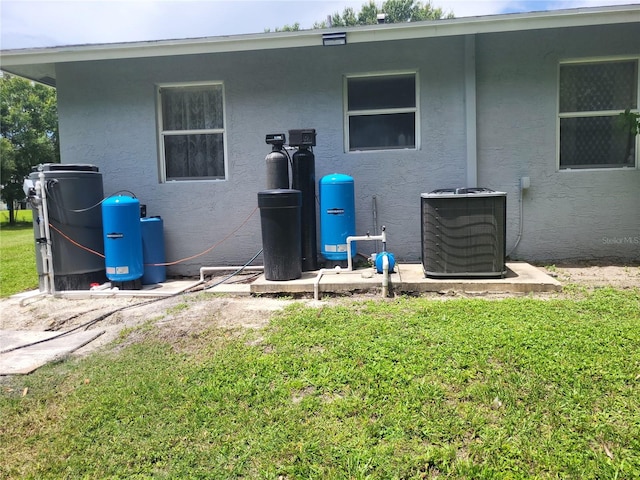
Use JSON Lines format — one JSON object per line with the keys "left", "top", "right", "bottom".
{"left": 313, "top": 0, "right": 452, "bottom": 29}
{"left": 0, "top": 74, "right": 59, "bottom": 224}
{"left": 264, "top": 22, "right": 301, "bottom": 33}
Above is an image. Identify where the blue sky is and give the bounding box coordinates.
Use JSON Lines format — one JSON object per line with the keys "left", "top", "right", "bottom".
{"left": 1, "top": 0, "right": 637, "bottom": 50}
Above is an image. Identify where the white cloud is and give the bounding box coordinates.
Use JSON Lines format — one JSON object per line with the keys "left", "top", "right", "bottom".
{"left": 0, "top": 1, "right": 368, "bottom": 48}
{"left": 439, "top": 0, "right": 640, "bottom": 17}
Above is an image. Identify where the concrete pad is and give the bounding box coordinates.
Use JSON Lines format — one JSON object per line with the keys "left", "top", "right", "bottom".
{"left": 251, "top": 271, "right": 325, "bottom": 294}
{"left": 397, "top": 262, "right": 561, "bottom": 294}
{"left": 316, "top": 268, "right": 401, "bottom": 295}
{"left": 251, "top": 267, "right": 400, "bottom": 295}
{"left": 250, "top": 262, "right": 560, "bottom": 296}
{"left": 1, "top": 329, "right": 104, "bottom": 375}
{"left": 13, "top": 280, "right": 204, "bottom": 301}
{"left": 12, "top": 263, "right": 560, "bottom": 302}
{"left": 208, "top": 283, "right": 252, "bottom": 295}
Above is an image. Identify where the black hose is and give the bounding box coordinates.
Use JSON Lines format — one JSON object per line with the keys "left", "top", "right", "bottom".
{"left": 203, "top": 249, "right": 263, "bottom": 290}
{"left": 2, "top": 249, "right": 265, "bottom": 355}
{"left": 0, "top": 297, "right": 161, "bottom": 355}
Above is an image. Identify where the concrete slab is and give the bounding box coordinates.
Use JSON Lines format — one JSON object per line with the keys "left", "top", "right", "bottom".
{"left": 251, "top": 267, "right": 401, "bottom": 295}
{"left": 11, "top": 263, "right": 560, "bottom": 303}
{"left": 207, "top": 283, "right": 252, "bottom": 295}
{"left": 1, "top": 329, "right": 105, "bottom": 375}
{"left": 396, "top": 262, "right": 561, "bottom": 294}
{"left": 250, "top": 262, "right": 560, "bottom": 296}
{"left": 13, "top": 280, "right": 203, "bottom": 302}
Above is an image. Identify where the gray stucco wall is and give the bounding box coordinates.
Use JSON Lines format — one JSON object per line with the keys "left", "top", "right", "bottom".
{"left": 476, "top": 23, "right": 640, "bottom": 262}
{"left": 55, "top": 24, "right": 639, "bottom": 276}
{"left": 56, "top": 36, "right": 467, "bottom": 275}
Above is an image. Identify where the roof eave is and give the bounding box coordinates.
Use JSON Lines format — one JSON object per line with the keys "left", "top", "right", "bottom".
{"left": 1, "top": 4, "right": 638, "bottom": 86}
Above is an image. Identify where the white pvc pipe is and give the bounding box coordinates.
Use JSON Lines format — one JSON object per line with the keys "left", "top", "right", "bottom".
{"left": 18, "top": 289, "right": 49, "bottom": 306}
{"left": 346, "top": 228, "right": 386, "bottom": 271}
{"left": 39, "top": 172, "right": 55, "bottom": 295}
{"left": 19, "top": 179, "right": 52, "bottom": 305}
{"left": 382, "top": 254, "right": 389, "bottom": 297}
{"left": 34, "top": 183, "right": 49, "bottom": 294}
{"left": 54, "top": 279, "right": 204, "bottom": 299}
{"left": 36, "top": 173, "right": 56, "bottom": 295}
{"left": 313, "top": 227, "right": 391, "bottom": 300}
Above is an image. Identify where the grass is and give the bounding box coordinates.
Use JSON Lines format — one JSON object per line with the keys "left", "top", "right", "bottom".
{"left": 0, "top": 209, "right": 33, "bottom": 225}
{"left": 0, "top": 209, "right": 37, "bottom": 296}
{"left": 1, "top": 288, "right": 639, "bottom": 479}
{"left": 0, "top": 225, "right": 37, "bottom": 297}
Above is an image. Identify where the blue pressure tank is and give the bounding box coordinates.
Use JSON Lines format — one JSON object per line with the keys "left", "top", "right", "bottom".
{"left": 319, "top": 173, "right": 356, "bottom": 261}
{"left": 102, "top": 195, "right": 143, "bottom": 282}
{"left": 141, "top": 216, "right": 166, "bottom": 285}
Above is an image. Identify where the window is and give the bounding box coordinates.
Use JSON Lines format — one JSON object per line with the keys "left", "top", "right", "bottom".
{"left": 158, "top": 83, "right": 226, "bottom": 181}
{"left": 559, "top": 59, "right": 638, "bottom": 169}
{"left": 345, "top": 72, "right": 418, "bottom": 152}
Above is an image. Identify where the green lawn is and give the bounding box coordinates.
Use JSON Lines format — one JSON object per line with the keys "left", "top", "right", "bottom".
{"left": 0, "top": 209, "right": 33, "bottom": 225}
{"left": 2, "top": 288, "right": 639, "bottom": 479}
{"left": 0, "top": 220, "right": 37, "bottom": 297}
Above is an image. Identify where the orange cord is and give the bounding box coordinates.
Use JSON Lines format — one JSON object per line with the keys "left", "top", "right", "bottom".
{"left": 48, "top": 205, "right": 259, "bottom": 266}
{"left": 158, "top": 205, "right": 259, "bottom": 266}
{"left": 48, "top": 223, "right": 106, "bottom": 258}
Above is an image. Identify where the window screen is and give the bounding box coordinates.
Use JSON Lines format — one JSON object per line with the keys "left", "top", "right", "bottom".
{"left": 559, "top": 60, "right": 638, "bottom": 169}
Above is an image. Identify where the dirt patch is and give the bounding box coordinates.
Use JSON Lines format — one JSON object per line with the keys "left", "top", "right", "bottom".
{"left": 1, "top": 293, "right": 295, "bottom": 358}
{"left": 1, "top": 264, "right": 638, "bottom": 373}
{"left": 536, "top": 262, "right": 640, "bottom": 290}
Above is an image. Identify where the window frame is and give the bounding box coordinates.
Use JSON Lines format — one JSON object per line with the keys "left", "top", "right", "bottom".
{"left": 557, "top": 56, "right": 639, "bottom": 172}
{"left": 343, "top": 70, "right": 420, "bottom": 153}
{"left": 156, "top": 81, "right": 228, "bottom": 183}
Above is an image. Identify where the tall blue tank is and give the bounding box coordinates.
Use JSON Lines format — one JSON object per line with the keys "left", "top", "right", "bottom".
{"left": 141, "top": 216, "right": 166, "bottom": 285}
{"left": 102, "top": 195, "right": 143, "bottom": 282}
{"left": 319, "top": 173, "right": 356, "bottom": 261}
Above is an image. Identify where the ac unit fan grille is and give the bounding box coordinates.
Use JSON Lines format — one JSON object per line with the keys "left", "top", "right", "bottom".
{"left": 421, "top": 195, "right": 506, "bottom": 278}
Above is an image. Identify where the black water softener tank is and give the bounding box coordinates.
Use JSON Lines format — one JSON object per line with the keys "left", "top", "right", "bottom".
{"left": 28, "top": 164, "right": 107, "bottom": 290}
{"left": 257, "top": 189, "right": 302, "bottom": 281}
{"left": 291, "top": 146, "right": 318, "bottom": 271}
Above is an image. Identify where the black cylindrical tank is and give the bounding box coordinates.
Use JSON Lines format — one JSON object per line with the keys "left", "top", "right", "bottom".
{"left": 29, "top": 164, "right": 106, "bottom": 290}
{"left": 292, "top": 147, "right": 318, "bottom": 271}
{"left": 265, "top": 149, "right": 289, "bottom": 189}
{"left": 257, "top": 189, "right": 302, "bottom": 281}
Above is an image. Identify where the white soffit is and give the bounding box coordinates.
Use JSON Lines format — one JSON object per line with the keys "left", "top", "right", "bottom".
{"left": 1, "top": 4, "right": 638, "bottom": 81}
